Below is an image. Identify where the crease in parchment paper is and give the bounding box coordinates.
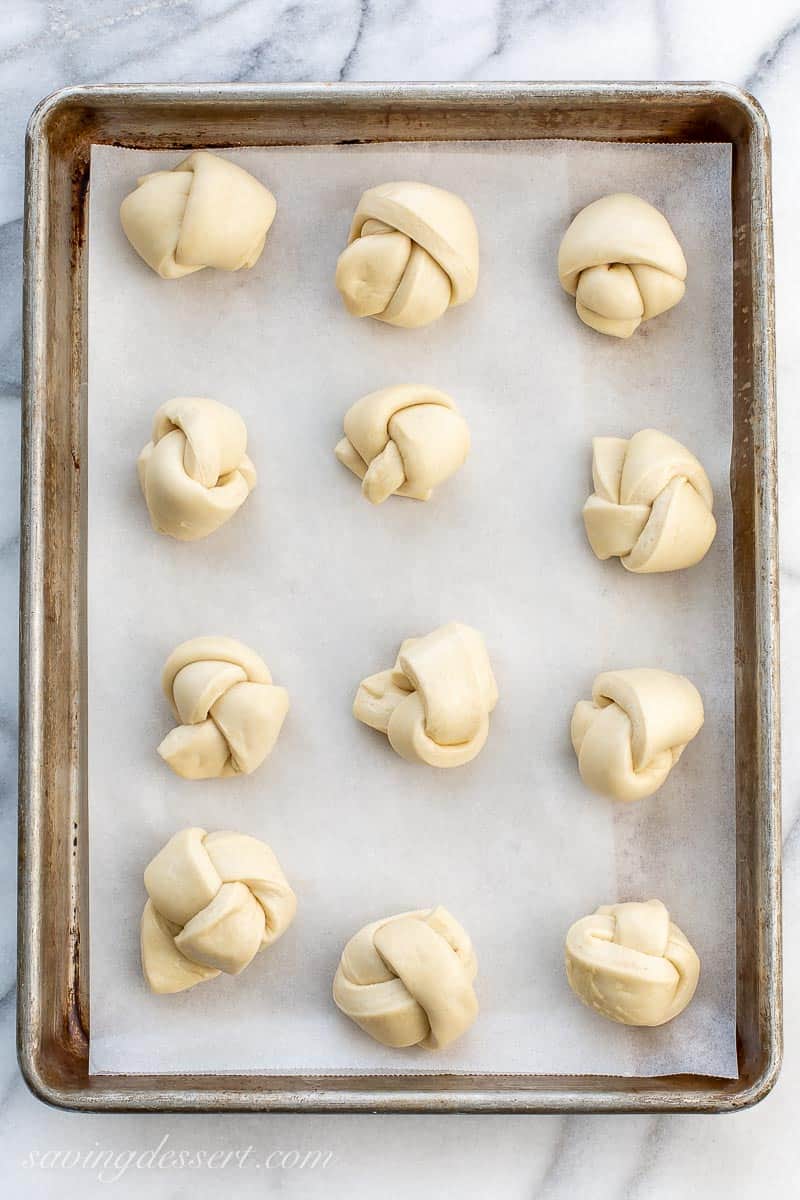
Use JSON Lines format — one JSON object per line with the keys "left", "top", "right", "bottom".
{"left": 87, "top": 140, "right": 736, "bottom": 1078}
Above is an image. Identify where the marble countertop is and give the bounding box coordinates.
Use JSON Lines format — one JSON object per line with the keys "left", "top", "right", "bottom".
{"left": 1, "top": 1, "right": 798, "bottom": 1196}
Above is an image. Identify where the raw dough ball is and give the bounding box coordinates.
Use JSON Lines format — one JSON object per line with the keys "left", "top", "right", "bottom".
{"left": 557, "top": 193, "right": 687, "bottom": 338}
{"left": 583, "top": 429, "right": 716, "bottom": 573}
{"left": 158, "top": 636, "right": 289, "bottom": 780}
{"left": 354, "top": 622, "right": 498, "bottom": 768}
{"left": 333, "top": 906, "right": 478, "bottom": 1048}
{"left": 565, "top": 899, "right": 700, "bottom": 1026}
{"left": 335, "top": 181, "right": 479, "bottom": 328}
{"left": 138, "top": 397, "right": 256, "bottom": 541}
{"left": 335, "top": 385, "right": 470, "bottom": 504}
{"left": 120, "top": 150, "right": 277, "bottom": 279}
{"left": 141, "top": 827, "right": 296, "bottom": 994}
{"left": 571, "top": 668, "right": 704, "bottom": 802}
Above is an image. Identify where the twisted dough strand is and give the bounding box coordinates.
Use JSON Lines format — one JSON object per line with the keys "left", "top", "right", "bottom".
{"left": 333, "top": 906, "right": 478, "bottom": 1049}
{"left": 558, "top": 193, "right": 687, "bottom": 337}
{"left": 336, "top": 181, "right": 479, "bottom": 328}
{"left": 335, "top": 385, "right": 470, "bottom": 503}
{"left": 141, "top": 827, "right": 296, "bottom": 994}
{"left": 158, "top": 636, "right": 289, "bottom": 780}
{"left": 354, "top": 623, "right": 498, "bottom": 769}
{"left": 565, "top": 899, "right": 700, "bottom": 1026}
{"left": 120, "top": 151, "right": 276, "bottom": 279}
{"left": 571, "top": 668, "right": 704, "bottom": 802}
{"left": 138, "top": 397, "right": 256, "bottom": 541}
{"left": 583, "top": 429, "right": 716, "bottom": 573}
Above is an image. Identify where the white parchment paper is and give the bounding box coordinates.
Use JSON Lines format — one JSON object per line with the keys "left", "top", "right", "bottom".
{"left": 87, "top": 140, "right": 736, "bottom": 1078}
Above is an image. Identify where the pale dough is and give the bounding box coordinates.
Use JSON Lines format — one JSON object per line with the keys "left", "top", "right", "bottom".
{"left": 138, "top": 397, "right": 256, "bottom": 541}
{"left": 354, "top": 622, "right": 498, "bottom": 768}
{"left": 583, "top": 429, "right": 716, "bottom": 573}
{"left": 558, "top": 193, "right": 687, "bottom": 338}
{"left": 141, "top": 827, "right": 296, "bottom": 994}
{"left": 335, "top": 181, "right": 479, "bottom": 328}
{"left": 158, "top": 636, "right": 289, "bottom": 780}
{"left": 565, "top": 899, "right": 700, "bottom": 1026}
{"left": 333, "top": 906, "right": 478, "bottom": 1049}
{"left": 571, "top": 668, "right": 704, "bottom": 802}
{"left": 120, "top": 150, "right": 277, "bottom": 279}
{"left": 335, "top": 385, "right": 470, "bottom": 504}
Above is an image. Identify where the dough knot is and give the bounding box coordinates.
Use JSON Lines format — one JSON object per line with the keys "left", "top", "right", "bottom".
{"left": 141, "top": 827, "right": 296, "bottom": 993}
{"left": 558, "top": 193, "right": 687, "bottom": 337}
{"left": 335, "top": 181, "right": 479, "bottom": 328}
{"left": 138, "top": 397, "right": 256, "bottom": 541}
{"left": 335, "top": 385, "right": 470, "bottom": 503}
{"left": 158, "top": 636, "right": 289, "bottom": 780}
{"left": 333, "top": 906, "right": 478, "bottom": 1048}
{"left": 571, "top": 668, "right": 704, "bottom": 802}
{"left": 354, "top": 622, "right": 498, "bottom": 768}
{"left": 582, "top": 429, "right": 716, "bottom": 573}
{"left": 120, "top": 150, "right": 277, "bottom": 279}
{"left": 565, "top": 899, "right": 700, "bottom": 1026}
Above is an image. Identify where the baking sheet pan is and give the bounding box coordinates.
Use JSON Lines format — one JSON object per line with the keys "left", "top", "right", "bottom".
{"left": 18, "top": 83, "right": 780, "bottom": 1112}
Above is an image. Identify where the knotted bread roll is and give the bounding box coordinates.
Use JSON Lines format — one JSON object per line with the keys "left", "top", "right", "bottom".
{"left": 141, "top": 827, "right": 296, "bottom": 994}
{"left": 120, "top": 150, "right": 277, "bottom": 279}
{"left": 558, "top": 193, "right": 687, "bottom": 338}
{"left": 354, "top": 622, "right": 498, "bottom": 768}
{"left": 335, "top": 385, "right": 470, "bottom": 503}
{"left": 333, "top": 906, "right": 478, "bottom": 1048}
{"left": 138, "top": 397, "right": 256, "bottom": 541}
{"left": 158, "top": 637, "right": 289, "bottom": 780}
{"left": 583, "top": 429, "right": 716, "bottom": 573}
{"left": 571, "top": 668, "right": 703, "bottom": 802}
{"left": 335, "top": 181, "right": 479, "bottom": 328}
{"left": 565, "top": 899, "right": 700, "bottom": 1026}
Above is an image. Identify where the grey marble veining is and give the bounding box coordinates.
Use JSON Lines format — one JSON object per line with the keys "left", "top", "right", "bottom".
{"left": 1, "top": 1, "right": 799, "bottom": 1196}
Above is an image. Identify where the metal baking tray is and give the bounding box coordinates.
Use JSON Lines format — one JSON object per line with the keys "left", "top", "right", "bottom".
{"left": 18, "top": 82, "right": 780, "bottom": 1113}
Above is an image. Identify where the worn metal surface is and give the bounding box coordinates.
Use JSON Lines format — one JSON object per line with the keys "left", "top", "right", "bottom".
{"left": 18, "top": 82, "right": 780, "bottom": 1113}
